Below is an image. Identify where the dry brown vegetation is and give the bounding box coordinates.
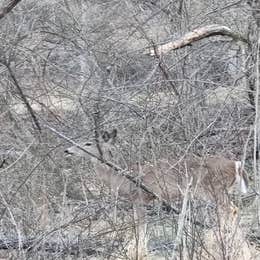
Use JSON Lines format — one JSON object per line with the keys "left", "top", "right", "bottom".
{"left": 0, "top": 0, "right": 259, "bottom": 259}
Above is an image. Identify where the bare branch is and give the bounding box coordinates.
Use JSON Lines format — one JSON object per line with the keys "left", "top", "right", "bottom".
{"left": 2, "top": 61, "right": 41, "bottom": 132}
{"left": 148, "top": 24, "right": 248, "bottom": 56}
{"left": 0, "top": 0, "right": 22, "bottom": 20}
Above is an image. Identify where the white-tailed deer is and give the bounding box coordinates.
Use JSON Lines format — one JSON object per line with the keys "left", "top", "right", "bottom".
{"left": 64, "top": 129, "right": 249, "bottom": 259}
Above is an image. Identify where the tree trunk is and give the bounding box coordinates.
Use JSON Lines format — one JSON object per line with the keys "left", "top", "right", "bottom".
{"left": 247, "top": 0, "right": 260, "bottom": 225}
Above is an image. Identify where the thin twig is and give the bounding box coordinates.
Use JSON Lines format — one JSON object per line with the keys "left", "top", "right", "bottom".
{"left": 254, "top": 41, "right": 260, "bottom": 224}
{"left": 0, "top": 149, "right": 51, "bottom": 220}
{"left": 0, "top": 142, "right": 34, "bottom": 174}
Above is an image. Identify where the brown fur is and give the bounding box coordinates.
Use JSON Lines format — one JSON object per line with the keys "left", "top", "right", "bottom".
{"left": 124, "top": 156, "right": 247, "bottom": 208}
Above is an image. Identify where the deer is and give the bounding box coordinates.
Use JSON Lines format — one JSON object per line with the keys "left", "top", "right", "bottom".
{"left": 64, "top": 129, "right": 249, "bottom": 260}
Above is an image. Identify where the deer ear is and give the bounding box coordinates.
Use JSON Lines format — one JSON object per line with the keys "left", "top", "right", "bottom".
{"left": 110, "top": 129, "right": 117, "bottom": 139}
{"left": 102, "top": 131, "right": 110, "bottom": 142}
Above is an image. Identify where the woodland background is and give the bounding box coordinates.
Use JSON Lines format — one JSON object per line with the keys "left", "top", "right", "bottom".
{"left": 0, "top": 0, "right": 259, "bottom": 259}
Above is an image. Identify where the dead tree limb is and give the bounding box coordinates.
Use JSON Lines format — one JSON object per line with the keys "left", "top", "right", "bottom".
{"left": 148, "top": 24, "right": 248, "bottom": 56}
{"left": 0, "top": 0, "right": 22, "bottom": 20}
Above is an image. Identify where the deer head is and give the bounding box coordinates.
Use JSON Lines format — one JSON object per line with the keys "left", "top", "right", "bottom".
{"left": 64, "top": 129, "right": 117, "bottom": 160}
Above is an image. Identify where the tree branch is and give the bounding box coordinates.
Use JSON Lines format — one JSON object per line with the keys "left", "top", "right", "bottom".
{"left": 0, "top": 0, "right": 22, "bottom": 20}
{"left": 2, "top": 61, "right": 41, "bottom": 132}
{"left": 148, "top": 24, "right": 248, "bottom": 56}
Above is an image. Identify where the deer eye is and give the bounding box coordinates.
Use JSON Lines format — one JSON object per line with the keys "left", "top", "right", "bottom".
{"left": 84, "top": 142, "right": 92, "bottom": 146}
